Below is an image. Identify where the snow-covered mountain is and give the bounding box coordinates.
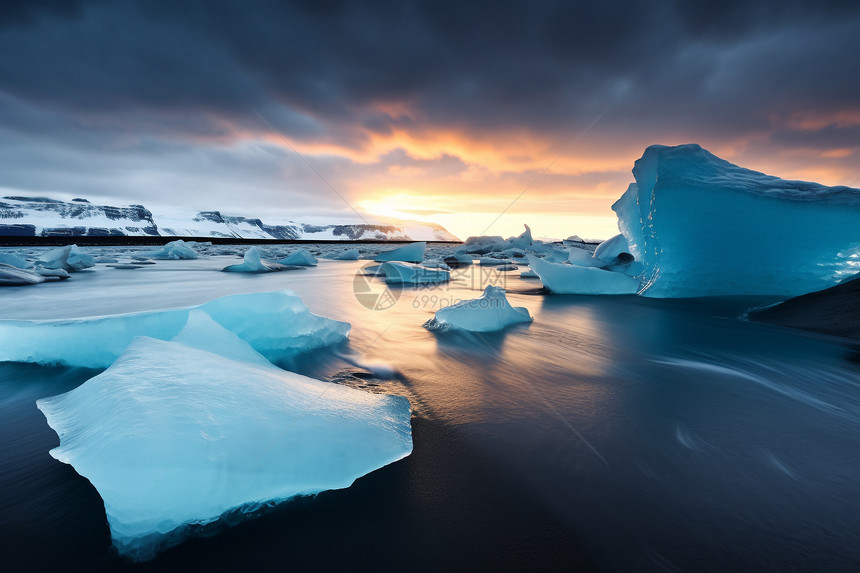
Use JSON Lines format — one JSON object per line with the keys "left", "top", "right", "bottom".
{"left": 0, "top": 197, "right": 460, "bottom": 241}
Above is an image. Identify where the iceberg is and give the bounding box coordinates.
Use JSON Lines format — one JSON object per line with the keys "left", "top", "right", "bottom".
{"left": 140, "top": 240, "right": 199, "bottom": 260}
{"left": 0, "top": 252, "right": 33, "bottom": 269}
{"left": 277, "top": 248, "right": 318, "bottom": 266}
{"left": 379, "top": 261, "right": 450, "bottom": 285}
{"left": 374, "top": 242, "right": 426, "bottom": 263}
{"left": 329, "top": 248, "right": 360, "bottom": 261}
{"left": 37, "top": 244, "right": 95, "bottom": 271}
{"left": 221, "top": 247, "right": 291, "bottom": 273}
{"left": 529, "top": 255, "right": 638, "bottom": 295}
{"left": 0, "top": 290, "right": 349, "bottom": 368}
{"left": 455, "top": 225, "right": 533, "bottom": 255}
{"left": 592, "top": 233, "right": 630, "bottom": 264}
{"left": 613, "top": 144, "right": 860, "bottom": 297}
{"left": 424, "top": 285, "right": 532, "bottom": 332}
{"left": 37, "top": 316, "right": 412, "bottom": 560}
{"left": 0, "top": 263, "right": 45, "bottom": 286}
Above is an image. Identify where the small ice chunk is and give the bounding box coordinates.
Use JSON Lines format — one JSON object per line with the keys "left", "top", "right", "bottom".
{"left": 0, "top": 253, "right": 33, "bottom": 269}
{"left": 141, "top": 240, "right": 199, "bottom": 260}
{"left": 278, "top": 249, "right": 318, "bottom": 266}
{"left": 222, "top": 247, "right": 288, "bottom": 273}
{"left": 37, "top": 245, "right": 95, "bottom": 271}
{"left": 443, "top": 253, "right": 473, "bottom": 266}
{"left": 374, "top": 242, "right": 426, "bottom": 263}
{"left": 379, "top": 262, "right": 450, "bottom": 284}
{"left": 529, "top": 255, "right": 639, "bottom": 295}
{"left": 478, "top": 257, "right": 513, "bottom": 266}
{"left": 592, "top": 233, "right": 630, "bottom": 264}
{"left": 0, "top": 263, "right": 46, "bottom": 286}
{"left": 520, "top": 269, "right": 539, "bottom": 278}
{"left": 424, "top": 285, "right": 532, "bottom": 332}
{"left": 330, "top": 249, "right": 360, "bottom": 261}
{"left": 568, "top": 247, "right": 602, "bottom": 267}
{"left": 36, "top": 319, "right": 412, "bottom": 560}
{"left": 496, "top": 264, "right": 518, "bottom": 271}
{"left": 34, "top": 267, "right": 71, "bottom": 281}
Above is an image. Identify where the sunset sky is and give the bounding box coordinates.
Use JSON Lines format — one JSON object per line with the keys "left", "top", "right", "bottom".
{"left": 1, "top": 0, "right": 859, "bottom": 240}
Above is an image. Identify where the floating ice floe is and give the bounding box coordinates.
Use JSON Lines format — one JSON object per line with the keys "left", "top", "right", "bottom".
{"left": 0, "top": 253, "right": 33, "bottom": 269}
{"left": 0, "top": 263, "right": 45, "bottom": 286}
{"left": 520, "top": 269, "right": 539, "bottom": 279}
{"left": 37, "top": 245, "right": 95, "bottom": 271}
{"left": 277, "top": 248, "right": 318, "bottom": 266}
{"left": 613, "top": 143, "right": 860, "bottom": 297}
{"left": 374, "top": 242, "right": 426, "bottom": 263}
{"left": 221, "top": 247, "right": 293, "bottom": 273}
{"left": 455, "top": 224, "right": 533, "bottom": 255}
{"left": 424, "top": 285, "right": 532, "bottom": 332}
{"left": 529, "top": 255, "right": 639, "bottom": 295}
{"left": 0, "top": 290, "right": 349, "bottom": 367}
{"left": 37, "top": 313, "right": 412, "bottom": 560}
{"left": 329, "top": 248, "right": 360, "bottom": 261}
{"left": 140, "top": 240, "right": 199, "bottom": 260}
{"left": 443, "top": 253, "right": 473, "bottom": 266}
{"left": 379, "top": 261, "right": 450, "bottom": 285}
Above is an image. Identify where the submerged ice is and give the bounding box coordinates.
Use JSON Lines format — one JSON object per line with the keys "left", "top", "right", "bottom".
{"left": 37, "top": 315, "right": 412, "bottom": 560}
{"left": 0, "top": 290, "right": 349, "bottom": 367}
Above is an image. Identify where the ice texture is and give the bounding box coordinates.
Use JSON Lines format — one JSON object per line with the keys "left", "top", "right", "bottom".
{"left": 37, "top": 245, "right": 95, "bottom": 271}
{"left": 613, "top": 144, "right": 860, "bottom": 297}
{"left": 0, "top": 290, "right": 349, "bottom": 367}
{"left": 529, "top": 255, "right": 639, "bottom": 295}
{"left": 374, "top": 242, "right": 426, "bottom": 263}
{"left": 0, "top": 253, "right": 33, "bottom": 269}
{"left": 140, "top": 240, "right": 199, "bottom": 260}
{"left": 0, "top": 263, "right": 45, "bottom": 286}
{"left": 221, "top": 247, "right": 285, "bottom": 273}
{"left": 592, "top": 233, "right": 630, "bottom": 264}
{"left": 36, "top": 317, "right": 412, "bottom": 560}
{"left": 278, "top": 249, "right": 318, "bottom": 266}
{"left": 424, "top": 286, "right": 532, "bottom": 332}
{"left": 379, "top": 261, "right": 450, "bottom": 284}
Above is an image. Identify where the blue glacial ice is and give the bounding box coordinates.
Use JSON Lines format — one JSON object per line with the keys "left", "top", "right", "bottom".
{"left": 0, "top": 263, "right": 45, "bottom": 286}
{"left": 0, "top": 252, "right": 33, "bottom": 269}
{"left": 278, "top": 248, "right": 318, "bottom": 266}
{"left": 424, "top": 285, "right": 532, "bottom": 332}
{"left": 374, "top": 242, "right": 426, "bottom": 263}
{"left": 140, "top": 240, "right": 199, "bottom": 260}
{"left": 37, "top": 244, "right": 95, "bottom": 271}
{"left": 221, "top": 247, "right": 290, "bottom": 273}
{"left": 36, "top": 314, "right": 412, "bottom": 560}
{"left": 0, "top": 290, "right": 349, "bottom": 367}
{"left": 328, "top": 248, "right": 360, "bottom": 261}
{"left": 529, "top": 255, "right": 639, "bottom": 295}
{"left": 613, "top": 144, "right": 860, "bottom": 297}
{"left": 455, "top": 224, "right": 533, "bottom": 255}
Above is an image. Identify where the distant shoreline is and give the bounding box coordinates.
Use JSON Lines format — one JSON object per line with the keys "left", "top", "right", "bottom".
{"left": 0, "top": 236, "right": 463, "bottom": 247}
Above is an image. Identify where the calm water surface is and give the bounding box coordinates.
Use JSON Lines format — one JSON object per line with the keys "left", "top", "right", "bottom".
{"left": 2, "top": 247, "right": 859, "bottom": 571}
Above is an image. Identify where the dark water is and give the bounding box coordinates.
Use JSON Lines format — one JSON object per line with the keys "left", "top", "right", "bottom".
{"left": 2, "top": 256, "right": 860, "bottom": 571}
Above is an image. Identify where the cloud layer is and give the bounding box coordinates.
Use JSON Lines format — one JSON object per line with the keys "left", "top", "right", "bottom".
{"left": 1, "top": 0, "right": 858, "bottom": 238}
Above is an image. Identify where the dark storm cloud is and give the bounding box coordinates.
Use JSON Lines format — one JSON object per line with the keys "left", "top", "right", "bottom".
{"left": 0, "top": 0, "right": 858, "bottom": 213}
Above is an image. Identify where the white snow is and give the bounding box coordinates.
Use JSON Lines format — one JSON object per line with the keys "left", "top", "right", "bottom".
{"left": 0, "top": 290, "right": 349, "bottom": 367}
{"left": 529, "top": 255, "right": 639, "bottom": 295}
{"left": 36, "top": 315, "right": 411, "bottom": 560}
{"left": 374, "top": 242, "right": 426, "bottom": 263}
{"left": 424, "top": 286, "right": 532, "bottom": 332}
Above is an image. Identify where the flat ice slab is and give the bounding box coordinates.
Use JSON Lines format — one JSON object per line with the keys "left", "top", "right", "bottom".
{"left": 37, "top": 316, "right": 412, "bottom": 560}
{"left": 0, "top": 290, "right": 349, "bottom": 367}
{"left": 529, "top": 255, "right": 639, "bottom": 295}
{"left": 374, "top": 242, "right": 426, "bottom": 263}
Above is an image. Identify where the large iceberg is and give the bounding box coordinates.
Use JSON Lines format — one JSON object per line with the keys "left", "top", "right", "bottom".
{"left": 613, "top": 144, "right": 860, "bottom": 297}
{"left": 374, "top": 242, "right": 426, "bottom": 263}
{"left": 529, "top": 255, "right": 639, "bottom": 295}
{"left": 424, "top": 286, "right": 532, "bottom": 332}
{"left": 37, "top": 314, "right": 412, "bottom": 560}
{"left": 0, "top": 290, "right": 349, "bottom": 368}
